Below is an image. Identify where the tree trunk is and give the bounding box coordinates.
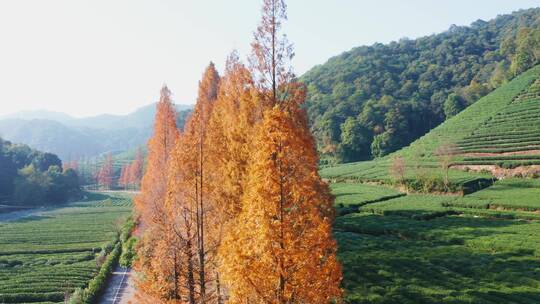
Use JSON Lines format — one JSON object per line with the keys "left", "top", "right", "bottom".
{"left": 186, "top": 238, "right": 196, "bottom": 304}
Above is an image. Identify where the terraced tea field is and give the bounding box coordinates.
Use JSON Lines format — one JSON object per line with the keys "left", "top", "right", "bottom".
{"left": 321, "top": 66, "right": 540, "bottom": 302}
{"left": 0, "top": 192, "right": 132, "bottom": 303}
{"left": 331, "top": 183, "right": 403, "bottom": 207}
{"left": 331, "top": 180, "right": 540, "bottom": 303}
{"left": 456, "top": 78, "right": 540, "bottom": 167}
{"left": 322, "top": 65, "right": 540, "bottom": 189}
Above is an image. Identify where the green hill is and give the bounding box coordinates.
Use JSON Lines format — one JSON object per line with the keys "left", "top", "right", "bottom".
{"left": 321, "top": 64, "right": 540, "bottom": 190}
{"left": 302, "top": 8, "right": 540, "bottom": 163}
{"left": 323, "top": 66, "right": 540, "bottom": 303}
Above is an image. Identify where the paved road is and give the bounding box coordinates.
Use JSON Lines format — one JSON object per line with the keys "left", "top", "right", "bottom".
{"left": 99, "top": 266, "right": 136, "bottom": 304}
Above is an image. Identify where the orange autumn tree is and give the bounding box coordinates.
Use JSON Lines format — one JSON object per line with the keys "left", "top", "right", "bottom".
{"left": 219, "top": 0, "right": 342, "bottom": 302}
{"left": 134, "top": 85, "right": 180, "bottom": 301}
{"left": 97, "top": 153, "right": 114, "bottom": 190}
{"left": 119, "top": 164, "right": 129, "bottom": 189}
{"left": 250, "top": 0, "right": 294, "bottom": 108}
{"left": 207, "top": 52, "right": 259, "bottom": 224}
{"left": 165, "top": 63, "right": 220, "bottom": 302}
{"left": 205, "top": 54, "right": 260, "bottom": 304}
{"left": 128, "top": 149, "right": 144, "bottom": 189}
{"left": 135, "top": 86, "right": 180, "bottom": 227}
{"left": 220, "top": 106, "right": 342, "bottom": 303}
{"left": 63, "top": 160, "right": 78, "bottom": 171}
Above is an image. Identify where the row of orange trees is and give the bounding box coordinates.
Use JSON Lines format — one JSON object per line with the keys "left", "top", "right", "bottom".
{"left": 65, "top": 152, "right": 144, "bottom": 190}
{"left": 118, "top": 151, "right": 144, "bottom": 190}
{"left": 134, "top": 0, "right": 342, "bottom": 303}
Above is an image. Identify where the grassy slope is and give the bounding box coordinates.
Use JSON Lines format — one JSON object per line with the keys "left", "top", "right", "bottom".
{"left": 0, "top": 192, "right": 131, "bottom": 303}
{"left": 321, "top": 64, "right": 540, "bottom": 183}
{"left": 331, "top": 183, "right": 403, "bottom": 207}
{"left": 323, "top": 65, "right": 540, "bottom": 303}
{"left": 333, "top": 178, "right": 540, "bottom": 303}
{"left": 336, "top": 214, "right": 540, "bottom": 303}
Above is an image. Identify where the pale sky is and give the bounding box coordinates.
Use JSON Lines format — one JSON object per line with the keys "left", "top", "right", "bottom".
{"left": 0, "top": 0, "right": 539, "bottom": 117}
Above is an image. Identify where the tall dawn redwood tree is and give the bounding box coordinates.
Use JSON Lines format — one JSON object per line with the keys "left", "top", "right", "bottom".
{"left": 206, "top": 54, "right": 260, "bottom": 303}
{"left": 219, "top": 1, "right": 342, "bottom": 301}
{"left": 165, "top": 63, "right": 220, "bottom": 303}
{"left": 135, "top": 85, "right": 179, "bottom": 228}
{"left": 134, "top": 85, "right": 180, "bottom": 301}
{"left": 207, "top": 52, "right": 260, "bottom": 224}
{"left": 128, "top": 149, "right": 144, "bottom": 189}
{"left": 250, "top": 0, "right": 294, "bottom": 107}
{"left": 220, "top": 106, "right": 342, "bottom": 303}
{"left": 97, "top": 153, "right": 114, "bottom": 190}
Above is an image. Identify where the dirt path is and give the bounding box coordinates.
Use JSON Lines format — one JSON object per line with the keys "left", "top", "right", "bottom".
{"left": 99, "top": 266, "right": 136, "bottom": 304}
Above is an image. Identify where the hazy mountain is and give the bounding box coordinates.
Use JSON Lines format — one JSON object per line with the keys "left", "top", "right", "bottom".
{"left": 64, "top": 103, "right": 192, "bottom": 130}
{"left": 0, "top": 103, "right": 192, "bottom": 160}
{"left": 0, "top": 110, "right": 76, "bottom": 123}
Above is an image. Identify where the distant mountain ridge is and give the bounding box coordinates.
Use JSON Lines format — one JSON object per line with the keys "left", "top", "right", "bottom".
{"left": 0, "top": 103, "right": 192, "bottom": 160}
{"left": 0, "top": 110, "right": 76, "bottom": 123}
{"left": 301, "top": 7, "right": 540, "bottom": 163}
{"left": 0, "top": 103, "right": 192, "bottom": 130}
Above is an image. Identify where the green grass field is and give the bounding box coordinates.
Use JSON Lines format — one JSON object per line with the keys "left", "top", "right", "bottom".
{"left": 332, "top": 181, "right": 540, "bottom": 303}
{"left": 322, "top": 65, "right": 540, "bottom": 302}
{"left": 322, "top": 65, "right": 540, "bottom": 189}
{"left": 446, "top": 178, "right": 540, "bottom": 212}
{"left": 336, "top": 215, "right": 540, "bottom": 303}
{"left": 331, "top": 183, "right": 403, "bottom": 207}
{"left": 0, "top": 192, "right": 132, "bottom": 303}
{"left": 457, "top": 78, "right": 540, "bottom": 156}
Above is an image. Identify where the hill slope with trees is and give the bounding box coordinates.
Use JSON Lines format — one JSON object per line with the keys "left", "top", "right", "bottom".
{"left": 321, "top": 64, "right": 540, "bottom": 192}
{"left": 302, "top": 7, "right": 540, "bottom": 163}
{"left": 0, "top": 138, "right": 80, "bottom": 206}
{"left": 319, "top": 64, "right": 540, "bottom": 303}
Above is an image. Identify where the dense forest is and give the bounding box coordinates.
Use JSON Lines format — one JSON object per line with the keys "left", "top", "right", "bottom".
{"left": 0, "top": 137, "right": 80, "bottom": 205}
{"left": 302, "top": 8, "right": 540, "bottom": 163}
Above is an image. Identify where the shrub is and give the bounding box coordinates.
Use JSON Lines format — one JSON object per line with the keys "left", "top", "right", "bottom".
{"left": 69, "top": 243, "right": 121, "bottom": 304}
{"left": 120, "top": 237, "right": 138, "bottom": 268}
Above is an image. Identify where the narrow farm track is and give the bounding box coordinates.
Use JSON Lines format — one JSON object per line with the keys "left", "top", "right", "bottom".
{"left": 99, "top": 266, "right": 136, "bottom": 304}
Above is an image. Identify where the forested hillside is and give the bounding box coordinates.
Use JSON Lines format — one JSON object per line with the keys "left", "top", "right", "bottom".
{"left": 319, "top": 64, "right": 540, "bottom": 303}
{"left": 302, "top": 8, "right": 540, "bottom": 163}
{"left": 0, "top": 138, "right": 80, "bottom": 206}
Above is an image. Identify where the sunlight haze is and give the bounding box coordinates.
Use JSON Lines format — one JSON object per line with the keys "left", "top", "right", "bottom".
{"left": 0, "top": 0, "right": 538, "bottom": 117}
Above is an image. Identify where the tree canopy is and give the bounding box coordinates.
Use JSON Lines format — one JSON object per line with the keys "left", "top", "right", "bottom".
{"left": 0, "top": 137, "right": 80, "bottom": 205}
{"left": 301, "top": 8, "right": 540, "bottom": 163}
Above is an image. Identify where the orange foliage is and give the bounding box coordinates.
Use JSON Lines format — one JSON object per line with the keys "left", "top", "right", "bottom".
{"left": 63, "top": 160, "right": 78, "bottom": 172}
{"left": 207, "top": 52, "right": 260, "bottom": 222}
{"left": 128, "top": 149, "right": 144, "bottom": 189}
{"left": 250, "top": 0, "right": 294, "bottom": 107}
{"left": 219, "top": 105, "right": 342, "bottom": 303}
{"left": 136, "top": 1, "right": 342, "bottom": 302}
{"left": 161, "top": 63, "right": 221, "bottom": 302}
{"left": 135, "top": 85, "right": 180, "bottom": 227}
{"left": 97, "top": 153, "right": 114, "bottom": 190}
{"left": 217, "top": 1, "right": 342, "bottom": 301}
{"left": 134, "top": 85, "right": 180, "bottom": 301}
{"left": 119, "top": 165, "right": 129, "bottom": 188}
